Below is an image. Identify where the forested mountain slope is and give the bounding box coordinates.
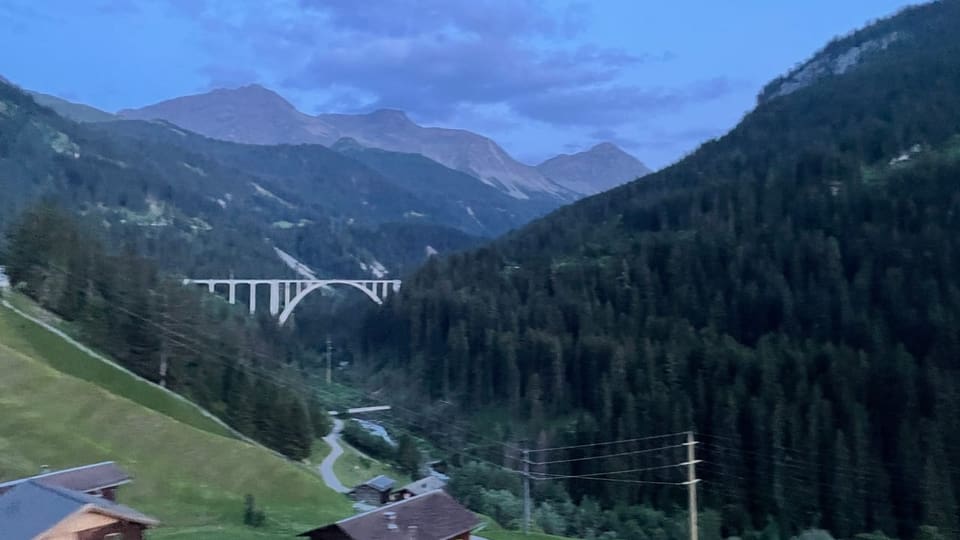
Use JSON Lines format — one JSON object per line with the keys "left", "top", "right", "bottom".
{"left": 361, "top": 2, "right": 960, "bottom": 539}
{"left": 330, "top": 137, "right": 557, "bottom": 236}
{"left": 0, "top": 80, "right": 479, "bottom": 280}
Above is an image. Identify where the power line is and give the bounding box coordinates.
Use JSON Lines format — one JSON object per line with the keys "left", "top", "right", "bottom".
{"left": 533, "top": 461, "right": 687, "bottom": 479}
{"left": 536, "top": 476, "right": 687, "bottom": 486}
{"left": 529, "top": 431, "right": 688, "bottom": 454}
{"left": 528, "top": 442, "right": 688, "bottom": 466}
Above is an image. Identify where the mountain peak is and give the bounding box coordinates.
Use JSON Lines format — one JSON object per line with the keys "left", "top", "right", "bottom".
{"left": 588, "top": 142, "right": 624, "bottom": 153}
{"left": 537, "top": 142, "right": 650, "bottom": 196}
{"left": 331, "top": 136, "right": 365, "bottom": 152}
{"left": 207, "top": 84, "right": 296, "bottom": 110}
{"left": 366, "top": 108, "right": 414, "bottom": 125}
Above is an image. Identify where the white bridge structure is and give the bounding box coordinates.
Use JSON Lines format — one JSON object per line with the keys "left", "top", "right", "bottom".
{"left": 183, "top": 278, "right": 402, "bottom": 325}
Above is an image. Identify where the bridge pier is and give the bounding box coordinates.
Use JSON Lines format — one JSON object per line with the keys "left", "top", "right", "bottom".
{"left": 228, "top": 282, "right": 236, "bottom": 304}
{"left": 269, "top": 281, "right": 280, "bottom": 316}
{"left": 249, "top": 282, "right": 257, "bottom": 314}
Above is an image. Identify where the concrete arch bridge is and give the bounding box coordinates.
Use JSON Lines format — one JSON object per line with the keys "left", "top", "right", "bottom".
{"left": 183, "top": 278, "right": 401, "bottom": 325}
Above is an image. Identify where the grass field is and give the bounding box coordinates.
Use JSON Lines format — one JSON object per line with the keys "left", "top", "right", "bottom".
{"left": 0, "top": 292, "right": 233, "bottom": 438}
{"left": 0, "top": 294, "right": 352, "bottom": 538}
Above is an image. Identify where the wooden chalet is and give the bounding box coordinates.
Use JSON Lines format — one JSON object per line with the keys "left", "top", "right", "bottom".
{"left": 0, "top": 461, "right": 131, "bottom": 502}
{"left": 390, "top": 476, "right": 446, "bottom": 502}
{"left": 299, "top": 489, "right": 478, "bottom": 540}
{"left": 349, "top": 474, "right": 395, "bottom": 506}
{"left": 0, "top": 480, "right": 158, "bottom": 540}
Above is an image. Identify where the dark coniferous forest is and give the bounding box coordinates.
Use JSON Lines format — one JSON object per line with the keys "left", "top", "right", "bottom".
{"left": 359, "top": 2, "right": 960, "bottom": 539}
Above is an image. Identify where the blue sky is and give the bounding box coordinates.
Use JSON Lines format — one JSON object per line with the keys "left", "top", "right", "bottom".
{"left": 0, "top": 0, "right": 918, "bottom": 168}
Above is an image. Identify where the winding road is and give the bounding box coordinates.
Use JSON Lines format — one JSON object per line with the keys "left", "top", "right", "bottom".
{"left": 319, "top": 418, "right": 349, "bottom": 493}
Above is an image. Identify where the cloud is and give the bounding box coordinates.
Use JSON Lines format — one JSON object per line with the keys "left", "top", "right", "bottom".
{"left": 298, "top": 0, "right": 562, "bottom": 39}
{"left": 284, "top": 36, "right": 646, "bottom": 120}
{"left": 513, "top": 77, "right": 735, "bottom": 127}
{"left": 166, "top": 0, "right": 719, "bottom": 131}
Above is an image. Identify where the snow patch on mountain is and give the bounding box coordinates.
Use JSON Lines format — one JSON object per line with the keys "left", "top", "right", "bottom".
{"left": 274, "top": 247, "right": 317, "bottom": 279}
{"left": 369, "top": 260, "right": 388, "bottom": 278}
{"left": 250, "top": 182, "right": 294, "bottom": 208}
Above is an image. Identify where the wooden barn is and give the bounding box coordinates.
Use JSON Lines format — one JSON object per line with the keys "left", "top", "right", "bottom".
{"left": 390, "top": 476, "right": 446, "bottom": 502}
{"left": 0, "top": 480, "right": 158, "bottom": 540}
{"left": 349, "top": 474, "right": 395, "bottom": 506}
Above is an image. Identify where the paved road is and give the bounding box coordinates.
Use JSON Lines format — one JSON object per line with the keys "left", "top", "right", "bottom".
{"left": 319, "top": 418, "right": 350, "bottom": 493}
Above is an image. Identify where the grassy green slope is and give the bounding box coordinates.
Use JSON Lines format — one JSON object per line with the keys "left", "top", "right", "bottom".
{"left": 0, "top": 298, "right": 351, "bottom": 538}
{"left": 0, "top": 292, "right": 231, "bottom": 438}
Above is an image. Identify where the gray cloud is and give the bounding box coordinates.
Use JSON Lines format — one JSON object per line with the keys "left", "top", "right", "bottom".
{"left": 284, "top": 37, "right": 645, "bottom": 120}
{"left": 513, "top": 77, "right": 735, "bottom": 127}
{"left": 299, "top": 0, "right": 565, "bottom": 39}
{"left": 169, "top": 0, "right": 720, "bottom": 130}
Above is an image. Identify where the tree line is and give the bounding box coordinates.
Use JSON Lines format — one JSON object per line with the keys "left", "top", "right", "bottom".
{"left": 2, "top": 203, "right": 327, "bottom": 460}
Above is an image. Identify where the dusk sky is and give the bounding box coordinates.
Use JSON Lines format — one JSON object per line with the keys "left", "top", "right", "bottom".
{"left": 0, "top": 0, "right": 918, "bottom": 168}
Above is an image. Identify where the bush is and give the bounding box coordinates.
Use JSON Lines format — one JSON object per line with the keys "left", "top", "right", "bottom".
{"left": 243, "top": 494, "right": 265, "bottom": 527}
{"left": 341, "top": 419, "right": 396, "bottom": 461}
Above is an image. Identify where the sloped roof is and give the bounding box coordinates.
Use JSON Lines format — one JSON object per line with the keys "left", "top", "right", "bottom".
{"left": 0, "top": 480, "right": 158, "bottom": 540}
{"left": 398, "top": 476, "right": 446, "bottom": 496}
{"left": 360, "top": 474, "right": 395, "bottom": 493}
{"left": 299, "top": 489, "right": 478, "bottom": 540}
{"left": 0, "top": 461, "right": 130, "bottom": 495}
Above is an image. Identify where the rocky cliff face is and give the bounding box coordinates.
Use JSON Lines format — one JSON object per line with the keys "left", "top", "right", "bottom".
{"left": 759, "top": 30, "right": 905, "bottom": 103}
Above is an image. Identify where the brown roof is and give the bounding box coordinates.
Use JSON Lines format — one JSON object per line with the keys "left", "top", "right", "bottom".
{"left": 299, "top": 490, "right": 479, "bottom": 540}
{"left": 0, "top": 462, "right": 130, "bottom": 496}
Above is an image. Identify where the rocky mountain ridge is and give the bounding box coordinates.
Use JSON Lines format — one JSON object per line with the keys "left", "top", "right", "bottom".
{"left": 537, "top": 142, "right": 651, "bottom": 195}
{"left": 119, "top": 84, "right": 644, "bottom": 200}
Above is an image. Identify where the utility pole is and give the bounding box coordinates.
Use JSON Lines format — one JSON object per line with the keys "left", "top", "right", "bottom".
{"left": 684, "top": 431, "right": 701, "bottom": 540}
{"left": 522, "top": 448, "right": 531, "bottom": 535}
{"left": 326, "top": 336, "right": 333, "bottom": 385}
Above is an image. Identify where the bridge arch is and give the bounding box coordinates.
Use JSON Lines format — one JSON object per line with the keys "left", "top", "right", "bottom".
{"left": 278, "top": 280, "right": 387, "bottom": 325}
{"left": 184, "top": 278, "right": 402, "bottom": 326}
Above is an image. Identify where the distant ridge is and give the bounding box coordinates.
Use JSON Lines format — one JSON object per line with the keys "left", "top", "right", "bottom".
{"left": 119, "top": 85, "right": 579, "bottom": 201}
{"left": 537, "top": 142, "right": 651, "bottom": 195}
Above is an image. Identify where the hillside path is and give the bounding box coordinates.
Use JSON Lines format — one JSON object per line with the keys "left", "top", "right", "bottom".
{"left": 319, "top": 418, "right": 350, "bottom": 493}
